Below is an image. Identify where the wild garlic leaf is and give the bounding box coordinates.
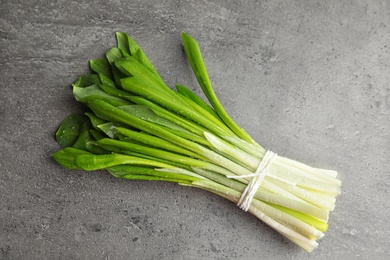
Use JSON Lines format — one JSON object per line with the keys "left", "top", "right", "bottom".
{"left": 55, "top": 114, "right": 89, "bottom": 148}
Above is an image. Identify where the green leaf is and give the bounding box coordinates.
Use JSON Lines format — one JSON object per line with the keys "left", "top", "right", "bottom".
{"left": 117, "top": 105, "right": 189, "bottom": 133}
{"left": 117, "top": 105, "right": 212, "bottom": 147}
{"left": 71, "top": 118, "right": 108, "bottom": 154}
{"left": 182, "top": 32, "right": 255, "bottom": 143}
{"left": 115, "top": 32, "right": 131, "bottom": 56}
{"left": 87, "top": 99, "right": 205, "bottom": 155}
{"left": 85, "top": 112, "right": 107, "bottom": 131}
{"left": 55, "top": 114, "right": 89, "bottom": 148}
{"left": 106, "top": 47, "right": 124, "bottom": 64}
{"left": 176, "top": 84, "right": 221, "bottom": 121}
{"left": 97, "top": 122, "right": 126, "bottom": 139}
{"left": 98, "top": 74, "right": 116, "bottom": 89}
{"left": 115, "top": 57, "right": 170, "bottom": 94}
{"left": 71, "top": 119, "right": 93, "bottom": 150}
{"left": 89, "top": 58, "right": 113, "bottom": 80}
{"left": 73, "top": 153, "right": 175, "bottom": 171}
{"left": 106, "top": 47, "right": 128, "bottom": 86}
{"left": 99, "top": 83, "right": 135, "bottom": 101}
{"left": 125, "top": 96, "right": 208, "bottom": 137}
{"left": 120, "top": 76, "right": 234, "bottom": 139}
{"left": 116, "top": 32, "right": 163, "bottom": 82}
{"left": 73, "top": 84, "right": 131, "bottom": 106}
{"left": 73, "top": 74, "right": 101, "bottom": 88}
{"left": 89, "top": 129, "right": 106, "bottom": 141}
{"left": 51, "top": 147, "right": 92, "bottom": 169}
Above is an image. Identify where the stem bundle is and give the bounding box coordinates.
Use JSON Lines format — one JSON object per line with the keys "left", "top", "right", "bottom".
{"left": 52, "top": 32, "right": 341, "bottom": 252}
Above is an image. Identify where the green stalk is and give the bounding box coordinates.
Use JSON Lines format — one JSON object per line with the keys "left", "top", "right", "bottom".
{"left": 120, "top": 151, "right": 192, "bottom": 170}
{"left": 205, "top": 131, "right": 260, "bottom": 170}
{"left": 74, "top": 153, "right": 176, "bottom": 171}
{"left": 107, "top": 165, "right": 202, "bottom": 183}
{"left": 115, "top": 127, "right": 206, "bottom": 160}
{"left": 95, "top": 138, "right": 209, "bottom": 168}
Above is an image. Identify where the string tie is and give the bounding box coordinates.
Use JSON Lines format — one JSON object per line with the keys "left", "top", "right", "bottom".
{"left": 227, "top": 150, "right": 277, "bottom": 211}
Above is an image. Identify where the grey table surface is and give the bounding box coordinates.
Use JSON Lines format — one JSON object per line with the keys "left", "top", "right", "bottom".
{"left": 1, "top": 0, "right": 389, "bottom": 259}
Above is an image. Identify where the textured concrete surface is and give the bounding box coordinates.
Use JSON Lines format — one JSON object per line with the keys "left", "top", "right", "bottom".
{"left": 1, "top": 0, "right": 389, "bottom": 259}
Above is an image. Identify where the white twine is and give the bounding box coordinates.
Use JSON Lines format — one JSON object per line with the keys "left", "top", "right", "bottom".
{"left": 227, "top": 150, "right": 278, "bottom": 212}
